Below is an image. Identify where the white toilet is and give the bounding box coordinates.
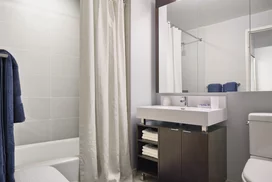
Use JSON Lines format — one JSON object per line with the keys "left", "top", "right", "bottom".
{"left": 242, "top": 113, "right": 272, "bottom": 182}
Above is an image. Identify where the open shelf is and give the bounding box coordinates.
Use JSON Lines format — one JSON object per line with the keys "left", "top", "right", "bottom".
{"left": 138, "top": 170, "right": 158, "bottom": 179}
{"left": 138, "top": 139, "right": 158, "bottom": 145}
{"left": 138, "top": 154, "right": 158, "bottom": 162}
{"left": 138, "top": 156, "right": 158, "bottom": 177}
{"left": 137, "top": 124, "right": 159, "bottom": 178}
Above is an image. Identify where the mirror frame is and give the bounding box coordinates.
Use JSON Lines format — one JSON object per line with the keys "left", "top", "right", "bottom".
{"left": 155, "top": 0, "right": 177, "bottom": 93}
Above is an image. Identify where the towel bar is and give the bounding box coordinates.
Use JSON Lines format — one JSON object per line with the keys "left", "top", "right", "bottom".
{"left": 0, "top": 53, "right": 8, "bottom": 58}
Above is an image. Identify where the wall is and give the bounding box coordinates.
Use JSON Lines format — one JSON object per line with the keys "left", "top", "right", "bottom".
{"left": 130, "top": 0, "right": 156, "bottom": 168}
{"left": 255, "top": 46, "right": 272, "bottom": 91}
{"left": 226, "top": 92, "right": 272, "bottom": 182}
{"left": 157, "top": 92, "right": 272, "bottom": 182}
{"left": 0, "top": 0, "right": 80, "bottom": 145}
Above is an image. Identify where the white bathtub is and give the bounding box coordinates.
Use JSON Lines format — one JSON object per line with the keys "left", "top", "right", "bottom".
{"left": 15, "top": 138, "right": 79, "bottom": 182}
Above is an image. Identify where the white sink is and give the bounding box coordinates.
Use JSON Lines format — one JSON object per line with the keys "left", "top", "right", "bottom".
{"left": 137, "top": 105, "right": 227, "bottom": 129}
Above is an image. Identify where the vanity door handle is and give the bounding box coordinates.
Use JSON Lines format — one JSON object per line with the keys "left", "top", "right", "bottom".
{"left": 183, "top": 130, "right": 191, "bottom": 133}
{"left": 170, "top": 128, "right": 179, "bottom": 131}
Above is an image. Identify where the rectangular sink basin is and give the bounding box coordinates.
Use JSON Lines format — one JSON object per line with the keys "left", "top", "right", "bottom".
{"left": 137, "top": 105, "right": 227, "bottom": 128}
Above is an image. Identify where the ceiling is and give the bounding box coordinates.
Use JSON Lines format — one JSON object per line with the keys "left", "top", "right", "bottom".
{"left": 166, "top": 0, "right": 272, "bottom": 30}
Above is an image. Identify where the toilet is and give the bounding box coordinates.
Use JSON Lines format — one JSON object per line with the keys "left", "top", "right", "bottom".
{"left": 242, "top": 113, "right": 272, "bottom": 182}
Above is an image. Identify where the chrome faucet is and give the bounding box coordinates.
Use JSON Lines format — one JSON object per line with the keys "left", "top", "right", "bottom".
{"left": 180, "top": 96, "right": 187, "bottom": 107}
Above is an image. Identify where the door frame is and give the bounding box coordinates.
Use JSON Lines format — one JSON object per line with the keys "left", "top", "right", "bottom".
{"left": 245, "top": 25, "right": 272, "bottom": 91}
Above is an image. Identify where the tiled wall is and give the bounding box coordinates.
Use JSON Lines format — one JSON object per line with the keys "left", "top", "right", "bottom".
{"left": 0, "top": 0, "right": 80, "bottom": 145}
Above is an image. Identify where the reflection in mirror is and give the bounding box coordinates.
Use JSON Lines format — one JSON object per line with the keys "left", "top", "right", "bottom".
{"left": 247, "top": 0, "right": 272, "bottom": 91}
{"left": 249, "top": 28, "right": 272, "bottom": 91}
{"left": 158, "top": 0, "right": 251, "bottom": 93}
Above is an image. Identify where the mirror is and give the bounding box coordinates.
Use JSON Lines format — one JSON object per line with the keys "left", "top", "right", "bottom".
{"left": 247, "top": 0, "right": 272, "bottom": 91}
{"left": 157, "top": 0, "right": 251, "bottom": 93}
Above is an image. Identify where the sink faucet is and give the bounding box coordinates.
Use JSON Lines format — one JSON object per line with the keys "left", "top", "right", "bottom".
{"left": 180, "top": 96, "right": 187, "bottom": 107}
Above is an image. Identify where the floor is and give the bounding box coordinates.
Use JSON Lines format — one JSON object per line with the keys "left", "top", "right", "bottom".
{"left": 134, "top": 174, "right": 157, "bottom": 182}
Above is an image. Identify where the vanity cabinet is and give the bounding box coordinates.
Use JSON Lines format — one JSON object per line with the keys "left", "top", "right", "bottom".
{"left": 159, "top": 127, "right": 182, "bottom": 182}
{"left": 137, "top": 124, "right": 226, "bottom": 182}
{"left": 181, "top": 131, "right": 209, "bottom": 182}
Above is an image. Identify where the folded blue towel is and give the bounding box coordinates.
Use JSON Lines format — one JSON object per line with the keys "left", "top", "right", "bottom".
{"left": 208, "top": 84, "right": 222, "bottom": 92}
{"left": 223, "top": 82, "right": 238, "bottom": 92}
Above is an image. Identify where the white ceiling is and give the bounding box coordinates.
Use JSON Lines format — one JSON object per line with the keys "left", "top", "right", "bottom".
{"left": 166, "top": 0, "right": 272, "bottom": 30}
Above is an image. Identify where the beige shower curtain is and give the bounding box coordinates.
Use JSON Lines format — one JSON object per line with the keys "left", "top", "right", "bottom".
{"left": 80, "top": 0, "right": 132, "bottom": 181}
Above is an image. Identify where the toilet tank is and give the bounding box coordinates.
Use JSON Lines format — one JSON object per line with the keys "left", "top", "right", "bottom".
{"left": 249, "top": 113, "right": 272, "bottom": 159}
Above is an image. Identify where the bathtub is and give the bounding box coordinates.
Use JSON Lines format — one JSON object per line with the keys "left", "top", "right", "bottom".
{"left": 15, "top": 138, "right": 79, "bottom": 182}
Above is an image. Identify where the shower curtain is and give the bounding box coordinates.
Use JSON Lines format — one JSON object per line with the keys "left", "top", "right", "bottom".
{"left": 166, "top": 24, "right": 182, "bottom": 92}
{"left": 80, "top": 0, "right": 132, "bottom": 182}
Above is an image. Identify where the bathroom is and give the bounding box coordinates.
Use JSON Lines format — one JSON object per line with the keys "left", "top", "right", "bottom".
{"left": 0, "top": 0, "right": 272, "bottom": 182}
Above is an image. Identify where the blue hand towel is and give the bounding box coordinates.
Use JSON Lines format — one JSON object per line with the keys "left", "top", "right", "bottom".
{"left": 208, "top": 84, "right": 222, "bottom": 92}
{"left": 223, "top": 82, "right": 238, "bottom": 92}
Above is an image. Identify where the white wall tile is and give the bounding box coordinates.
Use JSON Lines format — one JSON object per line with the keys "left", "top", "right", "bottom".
{"left": 0, "top": 2, "right": 12, "bottom": 22}
{"left": 51, "top": 55, "right": 80, "bottom": 77}
{"left": 0, "top": 22, "right": 12, "bottom": 47}
{"left": 21, "top": 75, "right": 50, "bottom": 98}
{"left": 14, "top": 121, "right": 52, "bottom": 146}
{"left": 24, "top": 98, "right": 50, "bottom": 120}
{"left": 51, "top": 77, "right": 79, "bottom": 97}
{"left": 0, "top": 0, "right": 80, "bottom": 146}
{"left": 50, "top": 98, "right": 79, "bottom": 119}
{"left": 51, "top": 118, "right": 79, "bottom": 140}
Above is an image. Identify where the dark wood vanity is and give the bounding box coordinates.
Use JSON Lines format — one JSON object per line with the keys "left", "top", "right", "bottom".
{"left": 137, "top": 122, "right": 226, "bottom": 182}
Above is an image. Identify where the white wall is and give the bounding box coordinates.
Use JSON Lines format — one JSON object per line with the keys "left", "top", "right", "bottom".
{"left": 255, "top": 46, "right": 272, "bottom": 91}
{"left": 130, "top": 0, "right": 156, "bottom": 168}
{"left": 0, "top": 0, "right": 80, "bottom": 145}
{"left": 157, "top": 92, "right": 272, "bottom": 182}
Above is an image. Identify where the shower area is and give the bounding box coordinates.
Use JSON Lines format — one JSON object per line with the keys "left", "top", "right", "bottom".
{"left": 0, "top": 0, "right": 80, "bottom": 180}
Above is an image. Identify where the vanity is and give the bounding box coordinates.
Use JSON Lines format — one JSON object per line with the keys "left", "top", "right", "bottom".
{"left": 136, "top": 105, "right": 227, "bottom": 182}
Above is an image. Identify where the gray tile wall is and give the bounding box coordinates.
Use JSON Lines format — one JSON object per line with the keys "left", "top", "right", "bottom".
{"left": 0, "top": 0, "right": 80, "bottom": 146}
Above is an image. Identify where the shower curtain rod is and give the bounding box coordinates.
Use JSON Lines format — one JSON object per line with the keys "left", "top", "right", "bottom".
{"left": 181, "top": 40, "right": 199, "bottom": 46}
{"left": 0, "top": 53, "right": 8, "bottom": 58}
{"left": 168, "top": 22, "right": 202, "bottom": 42}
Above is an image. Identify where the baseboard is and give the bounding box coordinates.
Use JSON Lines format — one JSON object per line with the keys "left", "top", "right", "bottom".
{"left": 226, "top": 179, "right": 239, "bottom": 182}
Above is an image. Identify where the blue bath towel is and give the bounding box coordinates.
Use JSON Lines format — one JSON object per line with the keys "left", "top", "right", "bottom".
{"left": 223, "top": 82, "right": 238, "bottom": 92}
{"left": 207, "top": 84, "right": 222, "bottom": 92}
{"left": 0, "top": 50, "right": 25, "bottom": 182}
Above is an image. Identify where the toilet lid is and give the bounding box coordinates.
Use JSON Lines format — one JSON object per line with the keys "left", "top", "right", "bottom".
{"left": 15, "top": 166, "right": 69, "bottom": 182}
{"left": 243, "top": 158, "right": 272, "bottom": 182}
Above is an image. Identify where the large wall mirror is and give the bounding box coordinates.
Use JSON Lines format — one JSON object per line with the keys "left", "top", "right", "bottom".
{"left": 157, "top": 0, "right": 272, "bottom": 93}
